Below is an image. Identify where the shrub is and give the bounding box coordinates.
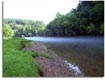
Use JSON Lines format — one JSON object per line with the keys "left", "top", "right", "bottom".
{"left": 3, "top": 23, "right": 14, "bottom": 39}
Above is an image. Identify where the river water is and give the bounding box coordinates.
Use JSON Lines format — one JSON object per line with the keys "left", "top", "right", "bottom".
{"left": 25, "top": 36, "right": 104, "bottom": 77}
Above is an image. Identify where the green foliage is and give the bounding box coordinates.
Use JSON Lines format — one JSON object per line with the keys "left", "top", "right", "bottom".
{"left": 86, "top": 23, "right": 96, "bottom": 34}
{"left": 4, "top": 1, "right": 104, "bottom": 37}
{"left": 99, "top": 23, "right": 104, "bottom": 35}
{"left": 55, "top": 12, "right": 64, "bottom": 19}
{"left": 4, "top": 19, "right": 45, "bottom": 37}
{"left": 3, "top": 23, "right": 14, "bottom": 39}
{"left": 80, "top": 24, "right": 87, "bottom": 35}
{"left": 3, "top": 38, "right": 40, "bottom": 77}
{"left": 43, "top": 1, "right": 104, "bottom": 36}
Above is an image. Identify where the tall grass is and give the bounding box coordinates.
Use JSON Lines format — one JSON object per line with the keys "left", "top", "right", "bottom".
{"left": 3, "top": 38, "right": 40, "bottom": 77}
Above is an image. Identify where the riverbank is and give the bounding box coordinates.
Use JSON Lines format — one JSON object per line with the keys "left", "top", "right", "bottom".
{"left": 3, "top": 38, "right": 40, "bottom": 77}
{"left": 3, "top": 38, "right": 83, "bottom": 77}
{"left": 25, "top": 36, "right": 104, "bottom": 76}
{"left": 24, "top": 40, "right": 83, "bottom": 77}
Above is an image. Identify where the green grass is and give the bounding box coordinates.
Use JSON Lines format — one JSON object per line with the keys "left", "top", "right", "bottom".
{"left": 40, "top": 53, "right": 55, "bottom": 61}
{"left": 3, "top": 38, "right": 40, "bottom": 77}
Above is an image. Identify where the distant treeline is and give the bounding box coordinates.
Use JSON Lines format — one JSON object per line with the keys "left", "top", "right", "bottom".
{"left": 3, "top": 1, "right": 104, "bottom": 38}
{"left": 4, "top": 19, "right": 45, "bottom": 37}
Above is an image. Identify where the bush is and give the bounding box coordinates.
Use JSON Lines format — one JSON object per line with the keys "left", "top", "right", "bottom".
{"left": 3, "top": 23, "right": 14, "bottom": 39}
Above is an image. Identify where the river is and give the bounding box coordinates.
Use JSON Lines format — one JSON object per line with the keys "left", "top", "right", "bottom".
{"left": 25, "top": 36, "right": 104, "bottom": 77}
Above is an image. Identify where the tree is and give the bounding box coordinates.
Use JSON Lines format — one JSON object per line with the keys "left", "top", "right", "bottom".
{"left": 45, "top": 1, "right": 104, "bottom": 36}
{"left": 86, "top": 23, "right": 96, "bottom": 35}
{"left": 99, "top": 23, "right": 104, "bottom": 35}
{"left": 4, "top": 1, "right": 104, "bottom": 37}
{"left": 4, "top": 19, "right": 46, "bottom": 37}
{"left": 55, "top": 12, "right": 64, "bottom": 19}
{"left": 3, "top": 23, "right": 14, "bottom": 38}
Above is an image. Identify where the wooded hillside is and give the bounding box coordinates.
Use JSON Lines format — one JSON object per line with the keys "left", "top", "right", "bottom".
{"left": 4, "top": 1, "right": 104, "bottom": 37}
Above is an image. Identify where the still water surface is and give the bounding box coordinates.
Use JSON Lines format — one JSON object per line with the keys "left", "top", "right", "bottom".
{"left": 25, "top": 36, "right": 104, "bottom": 77}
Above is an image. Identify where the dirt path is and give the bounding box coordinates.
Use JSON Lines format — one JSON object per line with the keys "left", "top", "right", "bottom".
{"left": 24, "top": 41, "right": 83, "bottom": 77}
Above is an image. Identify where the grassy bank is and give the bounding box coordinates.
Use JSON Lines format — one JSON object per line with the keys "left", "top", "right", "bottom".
{"left": 3, "top": 38, "right": 41, "bottom": 77}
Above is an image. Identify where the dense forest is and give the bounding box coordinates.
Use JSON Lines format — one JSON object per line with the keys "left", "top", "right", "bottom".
{"left": 3, "top": 1, "right": 104, "bottom": 38}
{"left": 4, "top": 19, "right": 45, "bottom": 37}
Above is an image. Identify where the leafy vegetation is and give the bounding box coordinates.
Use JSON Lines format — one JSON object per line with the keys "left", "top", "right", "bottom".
{"left": 4, "top": 1, "right": 104, "bottom": 37}
{"left": 4, "top": 19, "right": 45, "bottom": 37}
{"left": 42, "top": 1, "right": 104, "bottom": 36}
{"left": 3, "top": 23, "right": 14, "bottom": 39}
{"left": 3, "top": 1, "right": 104, "bottom": 77}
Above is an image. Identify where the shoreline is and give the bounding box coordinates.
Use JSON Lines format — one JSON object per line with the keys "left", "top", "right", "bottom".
{"left": 24, "top": 40, "right": 84, "bottom": 77}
